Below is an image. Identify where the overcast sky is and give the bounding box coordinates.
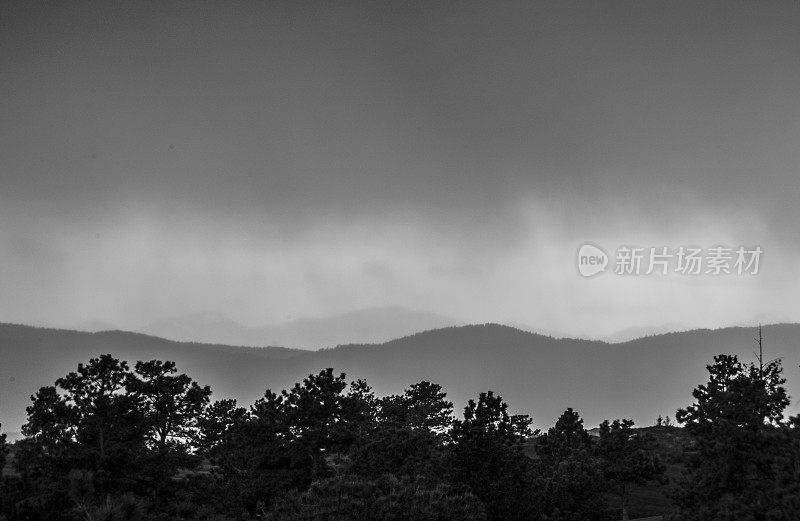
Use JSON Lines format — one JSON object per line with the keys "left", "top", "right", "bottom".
{"left": 2, "top": 1, "right": 799, "bottom": 340}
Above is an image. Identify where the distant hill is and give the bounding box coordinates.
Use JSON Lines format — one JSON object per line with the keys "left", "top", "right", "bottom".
{"left": 1, "top": 322, "right": 799, "bottom": 438}
{"left": 143, "top": 307, "right": 460, "bottom": 348}
{"left": 0, "top": 324, "right": 306, "bottom": 435}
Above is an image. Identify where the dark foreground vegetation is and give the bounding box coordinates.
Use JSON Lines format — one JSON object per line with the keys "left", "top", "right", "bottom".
{"left": 1, "top": 350, "right": 799, "bottom": 520}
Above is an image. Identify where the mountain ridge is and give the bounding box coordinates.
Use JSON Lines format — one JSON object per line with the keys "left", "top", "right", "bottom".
{"left": 2, "top": 322, "right": 799, "bottom": 439}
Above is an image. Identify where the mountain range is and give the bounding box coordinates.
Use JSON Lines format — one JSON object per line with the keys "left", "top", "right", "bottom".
{"left": 1, "top": 322, "right": 799, "bottom": 438}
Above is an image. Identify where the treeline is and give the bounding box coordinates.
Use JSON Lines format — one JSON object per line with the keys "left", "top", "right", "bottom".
{"left": 1, "top": 352, "right": 799, "bottom": 521}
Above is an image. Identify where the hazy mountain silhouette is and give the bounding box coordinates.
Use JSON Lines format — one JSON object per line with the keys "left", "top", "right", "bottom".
{"left": 0, "top": 324, "right": 305, "bottom": 435}
{"left": 143, "top": 306, "right": 460, "bottom": 348}
{"left": 2, "top": 322, "right": 799, "bottom": 437}
{"left": 503, "top": 320, "right": 686, "bottom": 343}
{"left": 601, "top": 322, "right": 685, "bottom": 343}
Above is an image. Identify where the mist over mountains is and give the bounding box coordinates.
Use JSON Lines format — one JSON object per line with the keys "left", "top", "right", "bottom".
{"left": 142, "top": 307, "right": 460, "bottom": 349}
{"left": 2, "top": 322, "right": 799, "bottom": 439}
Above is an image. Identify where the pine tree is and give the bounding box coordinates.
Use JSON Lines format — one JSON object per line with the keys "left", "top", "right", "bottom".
{"left": 449, "top": 391, "right": 540, "bottom": 521}
{"left": 536, "top": 409, "right": 607, "bottom": 521}
{"left": 673, "top": 354, "right": 794, "bottom": 520}
{"left": 596, "top": 419, "right": 664, "bottom": 520}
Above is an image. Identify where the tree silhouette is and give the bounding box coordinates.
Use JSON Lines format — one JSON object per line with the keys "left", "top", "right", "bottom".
{"left": 13, "top": 350, "right": 800, "bottom": 521}
{"left": 535, "top": 409, "right": 607, "bottom": 521}
{"left": 124, "top": 360, "right": 211, "bottom": 505}
{"left": 380, "top": 381, "right": 453, "bottom": 435}
{"left": 199, "top": 369, "right": 380, "bottom": 516}
{"left": 673, "top": 354, "right": 795, "bottom": 520}
{"left": 125, "top": 360, "right": 211, "bottom": 453}
{"left": 278, "top": 369, "right": 375, "bottom": 478}
{"left": 22, "top": 355, "right": 147, "bottom": 494}
{"left": 450, "top": 391, "right": 540, "bottom": 521}
{"left": 537, "top": 407, "right": 593, "bottom": 465}
{"left": 197, "top": 397, "right": 248, "bottom": 456}
{"left": 16, "top": 355, "right": 212, "bottom": 520}
{"left": 596, "top": 419, "right": 664, "bottom": 520}
{"left": 350, "top": 381, "right": 453, "bottom": 483}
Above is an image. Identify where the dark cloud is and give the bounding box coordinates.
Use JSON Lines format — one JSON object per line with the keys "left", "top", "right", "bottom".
{"left": 1, "top": 1, "right": 799, "bottom": 336}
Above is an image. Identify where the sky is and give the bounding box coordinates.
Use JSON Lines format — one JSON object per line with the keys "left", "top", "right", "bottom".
{"left": 1, "top": 1, "right": 799, "bottom": 341}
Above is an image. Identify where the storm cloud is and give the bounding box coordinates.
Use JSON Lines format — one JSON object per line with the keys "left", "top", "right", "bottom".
{"left": 2, "top": 1, "right": 799, "bottom": 341}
